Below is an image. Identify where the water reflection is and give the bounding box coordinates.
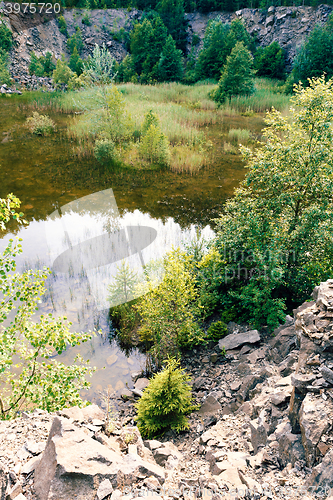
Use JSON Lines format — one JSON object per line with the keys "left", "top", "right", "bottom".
{"left": 0, "top": 188, "right": 214, "bottom": 401}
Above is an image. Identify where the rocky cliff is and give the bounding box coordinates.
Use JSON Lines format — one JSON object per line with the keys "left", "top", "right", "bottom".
{"left": 1, "top": 3, "right": 333, "bottom": 82}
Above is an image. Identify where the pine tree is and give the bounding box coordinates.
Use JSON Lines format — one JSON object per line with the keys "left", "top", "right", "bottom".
{"left": 156, "top": 0, "right": 187, "bottom": 52}
{"left": 158, "top": 35, "right": 183, "bottom": 82}
{"left": 69, "top": 46, "right": 84, "bottom": 75}
{"left": 214, "top": 41, "right": 255, "bottom": 104}
{"left": 135, "top": 357, "right": 197, "bottom": 438}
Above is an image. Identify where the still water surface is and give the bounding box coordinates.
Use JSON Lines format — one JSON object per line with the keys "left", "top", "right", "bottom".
{"left": 0, "top": 94, "right": 264, "bottom": 402}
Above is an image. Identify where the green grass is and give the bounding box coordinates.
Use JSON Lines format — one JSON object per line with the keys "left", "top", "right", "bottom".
{"left": 228, "top": 128, "right": 251, "bottom": 143}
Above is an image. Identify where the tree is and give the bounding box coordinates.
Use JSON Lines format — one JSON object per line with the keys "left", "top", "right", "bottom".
{"left": 130, "top": 16, "right": 168, "bottom": 82}
{"left": 52, "top": 57, "right": 75, "bottom": 87}
{"left": 158, "top": 35, "right": 183, "bottom": 82}
{"left": 67, "top": 27, "right": 84, "bottom": 54}
{"left": 195, "top": 18, "right": 254, "bottom": 81}
{"left": 0, "top": 195, "right": 94, "bottom": 419}
{"left": 69, "top": 46, "right": 84, "bottom": 75}
{"left": 156, "top": 0, "right": 188, "bottom": 52}
{"left": 214, "top": 41, "right": 255, "bottom": 104}
{"left": 0, "top": 49, "right": 11, "bottom": 86}
{"left": 214, "top": 77, "right": 333, "bottom": 328}
{"left": 83, "top": 43, "right": 116, "bottom": 84}
{"left": 291, "top": 15, "right": 333, "bottom": 85}
{"left": 135, "top": 357, "right": 197, "bottom": 437}
{"left": 29, "top": 52, "right": 55, "bottom": 77}
{"left": 108, "top": 261, "right": 139, "bottom": 305}
{"left": 254, "top": 42, "right": 285, "bottom": 79}
{"left": 135, "top": 249, "right": 200, "bottom": 365}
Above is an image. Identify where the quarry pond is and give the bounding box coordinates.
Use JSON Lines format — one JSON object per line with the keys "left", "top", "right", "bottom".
{"left": 0, "top": 92, "right": 265, "bottom": 403}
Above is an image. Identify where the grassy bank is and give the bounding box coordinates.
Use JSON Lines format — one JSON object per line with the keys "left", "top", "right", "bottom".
{"left": 26, "top": 79, "right": 290, "bottom": 173}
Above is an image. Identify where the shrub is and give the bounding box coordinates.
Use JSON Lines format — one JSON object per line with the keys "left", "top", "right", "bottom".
{"left": 139, "top": 124, "right": 170, "bottom": 166}
{"left": 69, "top": 46, "right": 84, "bottom": 75}
{"left": 94, "top": 138, "right": 117, "bottom": 163}
{"left": 141, "top": 109, "right": 160, "bottom": 135}
{"left": 26, "top": 112, "right": 55, "bottom": 135}
{"left": 228, "top": 128, "right": 251, "bottom": 143}
{"left": 83, "top": 43, "right": 116, "bottom": 84}
{"left": 29, "top": 51, "right": 56, "bottom": 77}
{"left": 58, "top": 15, "right": 68, "bottom": 36}
{"left": 135, "top": 357, "right": 197, "bottom": 437}
{"left": 82, "top": 12, "right": 92, "bottom": 26}
{"left": 207, "top": 320, "right": 227, "bottom": 341}
{"left": 0, "top": 21, "right": 12, "bottom": 52}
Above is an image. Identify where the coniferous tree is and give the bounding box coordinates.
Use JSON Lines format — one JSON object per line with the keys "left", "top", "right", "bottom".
{"left": 69, "top": 46, "right": 84, "bottom": 75}
{"left": 214, "top": 41, "right": 255, "bottom": 104}
{"left": 156, "top": 0, "right": 188, "bottom": 52}
{"left": 158, "top": 35, "right": 183, "bottom": 81}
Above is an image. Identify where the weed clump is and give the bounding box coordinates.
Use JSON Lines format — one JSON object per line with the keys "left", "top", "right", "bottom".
{"left": 26, "top": 112, "right": 55, "bottom": 136}
{"left": 207, "top": 320, "right": 227, "bottom": 341}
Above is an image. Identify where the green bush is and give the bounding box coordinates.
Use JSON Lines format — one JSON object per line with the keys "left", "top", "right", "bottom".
{"left": 29, "top": 51, "right": 56, "bottom": 77}
{"left": 69, "top": 46, "right": 84, "bottom": 75}
{"left": 82, "top": 12, "right": 92, "bottom": 26}
{"left": 139, "top": 123, "right": 170, "bottom": 166}
{"left": 58, "top": 15, "right": 68, "bottom": 36}
{"left": 0, "top": 21, "right": 12, "bottom": 52}
{"left": 207, "top": 320, "right": 227, "bottom": 340}
{"left": 135, "top": 249, "right": 202, "bottom": 365}
{"left": 135, "top": 357, "right": 197, "bottom": 437}
{"left": 26, "top": 112, "right": 55, "bottom": 136}
{"left": 52, "top": 57, "right": 75, "bottom": 86}
{"left": 94, "top": 138, "right": 117, "bottom": 163}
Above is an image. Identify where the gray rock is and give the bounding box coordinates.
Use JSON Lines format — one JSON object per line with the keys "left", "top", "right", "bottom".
{"left": 97, "top": 479, "right": 113, "bottom": 500}
{"left": 197, "top": 395, "right": 222, "bottom": 416}
{"left": 249, "top": 417, "right": 267, "bottom": 454}
{"left": 291, "top": 373, "right": 316, "bottom": 391}
{"left": 153, "top": 443, "right": 183, "bottom": 467}
{"left": 320, "top": 365, "right": 333, "bottom": 385}
{"left": 34, "top": 417, "right": 165, "bottom": 500}
{"left": 134, "top": 378, "right": 149, "bottom": 391}
{"left": 81, "top": 404, "right": 105, "bottom": 421}
{"left": 143, "top": 440, "right": 163, "bottom": 452}
{"left": 0, "top": 469, "right": 8, "bottom": 500}
{"left": 219, "top": 330, "right": 260, "bottom": 351}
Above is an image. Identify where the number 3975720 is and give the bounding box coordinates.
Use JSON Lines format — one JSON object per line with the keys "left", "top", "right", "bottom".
{"left": 4, "top": 3, "right": 61, "bottom": 14}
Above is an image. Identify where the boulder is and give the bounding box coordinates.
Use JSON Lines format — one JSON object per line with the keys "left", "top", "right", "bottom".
{"left": 219, "top": 330, "right": 260, "bottom": 351}
{"left": 34, "top": 417, "right": 165, "bottom": 500}
{"left": 299, "top": 393, "right": 333, "bottom": 466}
{"left": 249, "top": 417, "right": 267, "bottom": 454}
{"left": 153, "top": 442, "right": 183, "bottom": 467}
{"left": 0, "top": 469, "right": 8, "bottom": 500}
{"left": 320, "top": 365, "right": 333, "bottom": 385}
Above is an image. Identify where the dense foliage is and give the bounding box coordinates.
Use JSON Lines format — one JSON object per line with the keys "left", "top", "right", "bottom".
{"left": 213, "top": 77, "right": 333, "bottom": 328}
{"left": 29, "top": 52, "right": 56, "bottom": 77}
{"left": 0, "top": 196, "right": 94, "bottom": 419}
{"left": 254, "top": 41, "right": 285, "bottom": 79}
{"left": 135, "top": 357, "right": 197, "bottom": 437}
{"left": 0, "top": 20, "right": 12, "bottom": 52}
{"left": 290, "top": 14, "right": 333, "bottom": 86}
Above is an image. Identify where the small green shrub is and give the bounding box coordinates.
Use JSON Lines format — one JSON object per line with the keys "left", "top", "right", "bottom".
{"left": 26, "top": 112, "right": 55, "bottom": 136}
{"left": 207, "top": 320, "right": 227, "bottom": 341}
{"left": 82, "top": 12, "right": 91, "bottom": 26}
{"left": 58, "top": 15, "right": 68, "bottom": 36}
{"left": 94, "top": 138, "right": 117, "bottom": 163}
{"left": 141, "top": 109, "right": 160, "bottom": 135}
{"left": 135, "top": 357, "right": 197, "bottom": 438}
{"left": 139, "top": 124, "right": 170, "bottom": 166}
{"left": 192, "top": 33, "right": 200, "bottom": 46}
{"left": 228, "top": 128, "right": 251, "bottom": 143}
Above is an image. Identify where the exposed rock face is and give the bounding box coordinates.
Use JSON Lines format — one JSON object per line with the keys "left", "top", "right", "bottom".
{"left": 1, "top": 4, "right": 333, "bottom": 81}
